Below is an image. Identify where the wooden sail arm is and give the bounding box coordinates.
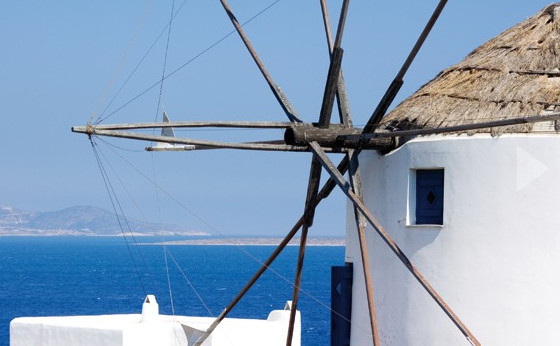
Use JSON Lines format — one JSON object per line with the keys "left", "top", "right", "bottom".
{"left": 319, "top": 2, "right": 380, "bottom": 342}
{"left": 72, "top": 124, "right": 397, "bottom": 151}
{"left": 308, "top": 141, "right": 480, "bottom": 346}
{"left": 348, "top": 112, "right": 560, "bottom": 141}
{"left": 319, "top": 0, "right": 351, "bottom": 126}
{"left": 365, "top": 0, "right": 449, "bottom": 130}
{"left": 284, "top": 124, "right": 395, "bottom": 149}
{"left": 219, "top": 0, "right": 301, "bottom": 123}
{"left": 190, "top": 153, "right": 353, "bottom": 346}
{"left": 71, "top": 127, "right": 351, "bottom": 153}
{"left": 346, "top": 148, "right": 381, "bottom": 345}
{"left": 74, "top": 120, "right": 293, "bottom": 131}
{"left": 286, "top": 2, "right": 350, "bottom": 344}
{"left": 71, "top": 104, "right": 559, "bottom": 154}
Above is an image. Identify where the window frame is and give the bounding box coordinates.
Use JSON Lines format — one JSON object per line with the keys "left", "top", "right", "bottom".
{"left": 408, "top": 168, "right": 445, "bottom": 227}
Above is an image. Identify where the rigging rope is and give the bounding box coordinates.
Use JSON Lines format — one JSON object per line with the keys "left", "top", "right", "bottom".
{"left": 87, "top": 0, "right": 374, "bottom": 335}
{"left": 94, "top": 146, "right": 167, "bottom": 291}
{"left": 90, "top": 0, "right": 157, "bottom": 125}
{"left": 96, "top": 139, "right": 373, "bottom": 337}
{"left": 89, "top": 137, "right": 147, "bottom": 297}
{"left": 94, "top": 0, "right": 191, "bottom": 124}
{"left": 151, "top": 0, "right": 179, "bottom": 318}
{"left": 166, "top": 249, "right": 214, "bottom": 316}
{"left": 94, "top": 137, "right": 215, "bottom": 319}
{"left": 96, "top": 0, "right": 282, "bottom": 124}
{"left": 154, "top": 0, "right": 176, "bottom": 123}
{"left": 96, "top": 137, "right": 145, "bottom": 152}
{"left": 96, "top": 136, "right": 209, "bottom": 313}
{"left": 164, "top": 246, "right": 176, "bottom": 316}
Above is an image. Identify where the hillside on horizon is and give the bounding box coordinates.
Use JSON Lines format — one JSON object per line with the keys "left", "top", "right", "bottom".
{"left": 0, "top": 205, "right": 207, "bottom": 236}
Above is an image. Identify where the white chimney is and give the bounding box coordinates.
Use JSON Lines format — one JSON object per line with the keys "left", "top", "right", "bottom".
{"left": 141, "top": 295, "right": 159, "bottom": 323}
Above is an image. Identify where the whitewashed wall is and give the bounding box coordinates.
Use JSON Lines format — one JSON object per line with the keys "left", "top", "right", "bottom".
{"left": 346, "top": 134, "right": 560, "bottom": 346}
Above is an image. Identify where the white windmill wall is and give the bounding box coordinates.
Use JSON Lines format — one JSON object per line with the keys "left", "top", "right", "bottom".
{"left": 345, "top": 134, "right": 560, "bottom": 346}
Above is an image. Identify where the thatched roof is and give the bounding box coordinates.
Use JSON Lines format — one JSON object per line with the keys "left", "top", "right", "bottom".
{"left": 379, "top": 4, "right": 560, "bottom": 135}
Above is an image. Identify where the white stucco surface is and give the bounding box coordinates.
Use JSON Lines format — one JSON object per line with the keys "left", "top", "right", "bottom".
{"left": 10, "top": 297, "right": 300, "bottom": 346}
{"left": 346, "top": 134, "right": 560, "bottom": 345}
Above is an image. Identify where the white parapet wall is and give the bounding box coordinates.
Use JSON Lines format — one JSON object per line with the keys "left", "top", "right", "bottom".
{"left": 10, "top": 296, "right": 300, "bottom": 346}
{"left": 346, "top": 134, "right": 560, "bottom": 346}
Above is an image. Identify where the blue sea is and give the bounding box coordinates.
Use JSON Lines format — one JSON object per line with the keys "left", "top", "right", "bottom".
{"left": 0, "top": 237, "right": 344, "bottom": 346}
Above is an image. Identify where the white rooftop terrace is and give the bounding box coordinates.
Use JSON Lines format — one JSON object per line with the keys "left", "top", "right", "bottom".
{"left": 10, "top": 295, "right": 300, "bottom": 346}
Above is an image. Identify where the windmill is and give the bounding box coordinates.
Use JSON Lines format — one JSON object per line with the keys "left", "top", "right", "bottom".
{"left": 73, "top": 1, "right": 560, "bottom": 345}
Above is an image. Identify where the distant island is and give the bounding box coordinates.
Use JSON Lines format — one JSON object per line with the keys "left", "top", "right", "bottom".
{"left": 0, "top": 206, "right": 345, "bottom": 245}
{"left": 0, "top": 205, "right": 207, "bottom": 237}
{"left": 147, "top": 237, "right": 345, "bottom": 246}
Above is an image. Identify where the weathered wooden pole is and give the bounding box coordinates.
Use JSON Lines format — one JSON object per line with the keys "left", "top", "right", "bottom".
{"left": 308, "top": 141, "right": 480, "bottom": 346}
{"left": 319, "top": 1, "right": 380, "bottom": 342}
{"left": 219, "top": 0, "right": 301, "bottom": 123}
{"left": 286, "top": 2, "right": 350, "bottom": 345}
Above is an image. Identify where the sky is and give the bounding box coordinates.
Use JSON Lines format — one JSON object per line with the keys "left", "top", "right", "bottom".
{"left": 0, "top": 0, "right": 553, "bottom": 237}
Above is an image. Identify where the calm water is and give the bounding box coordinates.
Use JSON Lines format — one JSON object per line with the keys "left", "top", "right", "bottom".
{"left": 0, "top": 237, "right": 344, "bottom": 346}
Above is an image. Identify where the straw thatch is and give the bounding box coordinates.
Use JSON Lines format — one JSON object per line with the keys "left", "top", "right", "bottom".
{"left": 379, "top": 4, "right": 560, "bottom": 136}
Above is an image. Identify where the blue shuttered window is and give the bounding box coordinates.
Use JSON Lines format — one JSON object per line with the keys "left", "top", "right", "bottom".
{"left": 416, "top": 169, "right": 444, "bottom": 225}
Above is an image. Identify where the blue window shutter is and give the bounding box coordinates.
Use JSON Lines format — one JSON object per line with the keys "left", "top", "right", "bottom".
{"left": 416, "top": 170, "right": 444, "bottom": 224}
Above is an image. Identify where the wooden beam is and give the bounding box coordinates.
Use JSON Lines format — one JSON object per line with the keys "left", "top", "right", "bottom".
{"left": 365, "top": 0, "right": 448, "bottom": 130}
{"left": 219, "top": 0, "right": 301, "bottom": 123}
{"left": 318, "top": 47, "right": 344, "bottom": 127}
{"left": 318, "top": 10, "right": 380, "bottom": 341}
{"left": 358, "top": 112, "right": 560, "bottom": 140}
{"left": 74, "top": 128, "right": 347, "bottom": 153}
{"left": 286, "top": 154, "right": 323, "bottom": 346}
{"left": 287, "top": 3, "right": 350, "bottom": 343}
{"left": 319, "top": 0, "right": 351, "bottom": 126}
{"left": 196, "top": 149, "right": 356, "bottom": 345}
{"left": 317, "top": 0, "right": 349, "bottom": 128}
{"left": 193, "top": 216, "right": 305, "bottom": 346}
{"left": 333, "top": 0, "right": 350, "bottom": 49}
{"left": 285, "top": 223, "right": 310, "bottom": 346}
{"left": 283, "top": 124, "right": 395, "bottom": 150}
{"left": 347, "top": 149, "right": 380, "bottom": 345}
{"left": 72, "top": 121, "right": 292, "bottom": 131}
{"left": 146, "top": 140, "right": 289, "bottom": 152}
{"left": 319, "top": 0, "right": 334, "bottom": 53}
{"left": 308, "top": 141, "right": 480, "bottom": 346}
{"left": 395, "top": 0, "right": 448, "bottom": 82}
